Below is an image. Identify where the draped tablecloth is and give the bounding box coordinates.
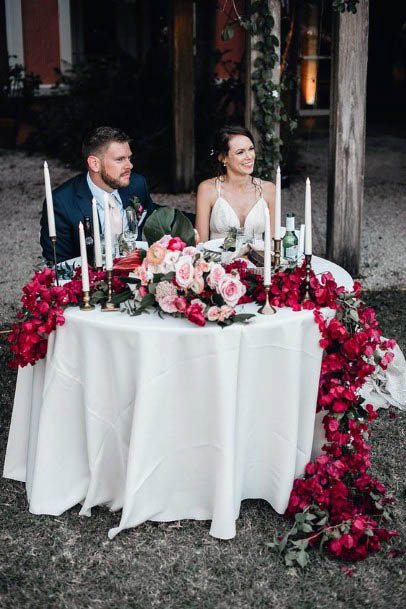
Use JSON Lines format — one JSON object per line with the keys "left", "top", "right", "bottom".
{"left": 3, "top": 257, "right": 352, "bottom": 540}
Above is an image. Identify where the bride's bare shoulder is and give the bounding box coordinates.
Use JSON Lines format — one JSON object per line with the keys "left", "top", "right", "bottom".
{"left": 196, "top": 178, "right": 219, "bottom": 203}
{"left": 259, "top": 179, "right": 276, "bottom": 194}
{"left": 197, "top": 178, "right": 218, "bottom": 192}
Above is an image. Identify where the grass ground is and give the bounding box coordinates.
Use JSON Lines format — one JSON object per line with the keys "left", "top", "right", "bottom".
{"left": 0, "top": 290, "right": 405, "bottom": 609}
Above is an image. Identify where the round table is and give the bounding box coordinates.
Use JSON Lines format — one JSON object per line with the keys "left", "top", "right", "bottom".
{"left": 3, "top": 257, "right": 352, "bottom": 540}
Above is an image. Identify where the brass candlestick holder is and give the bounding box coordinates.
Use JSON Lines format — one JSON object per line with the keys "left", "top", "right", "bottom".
{"left": 51, "top": 236, "right": 59, "bottom": 286}
{"left": 80, "top": 290, "right": 94, "bottom": 311}
{"left": 273, "top": 238, "right": 281, "bottom": 269}
{"left": 102, "top": 269, "right": 119, "bottom": 312}
{"left": 259, "top": 285, "right": 276, "bottom": 315}
{"left": 302, "top": 254, "right": 312, "bottom": 302}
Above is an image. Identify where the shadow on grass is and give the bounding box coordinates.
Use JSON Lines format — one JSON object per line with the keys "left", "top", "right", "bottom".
{"left": 0, "top": 290, "right": 405, "bottom": 609}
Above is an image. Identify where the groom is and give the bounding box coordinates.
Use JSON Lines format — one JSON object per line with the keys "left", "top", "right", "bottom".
{"left": 40, "top": 126, "right": 156, "bottom": 262}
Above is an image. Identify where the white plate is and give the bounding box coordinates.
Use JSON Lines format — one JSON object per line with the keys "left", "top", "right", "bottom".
{"left": 203, "top": 238, "right": 224, "bottom": 253}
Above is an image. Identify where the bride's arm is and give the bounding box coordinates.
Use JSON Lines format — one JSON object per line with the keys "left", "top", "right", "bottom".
{"left": 195, "top": 180, "right": 214, "bottom": 243}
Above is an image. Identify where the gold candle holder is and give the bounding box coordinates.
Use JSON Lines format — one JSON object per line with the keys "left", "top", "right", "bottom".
{"left": 51, "top": 236, "right": 59, "bottom": 286}
{"left": 80, "top": 291, "right": 94, "bottom": 311}
{"left": 302, "top": 254, "right": 312, "bottom": 302}
{"left": 101, "top": 269, "right": 119, "bottom": 312}
{"left": 259, "top": 285, "right": 277, "bottom": 315}
{"left": 273, "top": 238, "right": 281, "bottom": 269}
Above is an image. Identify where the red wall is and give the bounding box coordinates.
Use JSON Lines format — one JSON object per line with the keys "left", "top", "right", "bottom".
{"left": 214, "top": 0, "right": 245, "bottom": 80}
{"left": 22, "top": 0, "right": 60, "bottom": 84}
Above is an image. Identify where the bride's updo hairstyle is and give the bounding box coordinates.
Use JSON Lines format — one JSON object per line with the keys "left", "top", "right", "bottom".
{"left": 211, "top": 125, "right": 255, "bottom": 177}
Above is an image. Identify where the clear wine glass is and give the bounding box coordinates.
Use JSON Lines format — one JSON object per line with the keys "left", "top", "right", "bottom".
{"left": 123, "top": 209, "right": 139, "bottom": 252}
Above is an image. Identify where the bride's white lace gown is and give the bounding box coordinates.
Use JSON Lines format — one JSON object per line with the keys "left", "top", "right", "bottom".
{"left": 209, "top": 180, "right": 268, "bottom": 239}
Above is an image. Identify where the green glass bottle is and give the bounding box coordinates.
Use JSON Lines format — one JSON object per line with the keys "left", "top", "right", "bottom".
{"left": 283, "top": 213, "right": 298, "bottom": 262}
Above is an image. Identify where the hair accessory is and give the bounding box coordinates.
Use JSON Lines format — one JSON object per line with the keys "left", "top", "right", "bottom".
{"left": 209, "top": 148, "right": 215, "bottom": 156}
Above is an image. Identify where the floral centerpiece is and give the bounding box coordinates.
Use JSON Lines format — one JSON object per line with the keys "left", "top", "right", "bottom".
{"left": 125, "top": 235, "right": 254, "bottom": 327}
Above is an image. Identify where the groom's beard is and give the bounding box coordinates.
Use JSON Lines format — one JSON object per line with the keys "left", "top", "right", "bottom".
{"left": 100, "top": 167, "right": 131, "bottom": 190}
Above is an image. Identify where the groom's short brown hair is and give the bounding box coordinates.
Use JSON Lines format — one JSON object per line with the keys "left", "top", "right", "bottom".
{"left": 82, "top": 126, "right": 131, "bottom": 161}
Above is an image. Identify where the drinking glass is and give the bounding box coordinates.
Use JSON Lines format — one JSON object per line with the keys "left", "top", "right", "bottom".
{"left": 123, "top": 209, "right": 139, "bottom": 252}
{"left": 235, "top": 228, "right": 249, "bottom": 253}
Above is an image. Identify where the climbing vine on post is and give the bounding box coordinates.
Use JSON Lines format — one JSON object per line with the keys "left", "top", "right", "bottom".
{"left": 220, "top": 0, "right": 360, "bottom": 180}
{"left": 242, "top": 0, "right": 292, "bottom": 179}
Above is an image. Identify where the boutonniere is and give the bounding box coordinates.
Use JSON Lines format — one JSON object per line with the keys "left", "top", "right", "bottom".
{"left": 128, "top": 196, "right": 144, "bottom": 219}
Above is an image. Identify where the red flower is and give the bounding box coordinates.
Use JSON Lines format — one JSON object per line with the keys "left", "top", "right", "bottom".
{"left": 186, "top": 303, "right": 206, "bottom": 327}
{"left": 167, "top": 237, "right": 186, "bottom": 251}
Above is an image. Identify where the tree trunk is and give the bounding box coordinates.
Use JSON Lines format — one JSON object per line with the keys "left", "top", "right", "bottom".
{"left": 327, "top": 2, "right": 369, "bottom": 276}
{"left": 172, "top": 0, "right": 195, "bottom": 192}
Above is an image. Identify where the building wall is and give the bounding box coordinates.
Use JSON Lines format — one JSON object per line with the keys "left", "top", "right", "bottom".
{"left": 21, "top": 0, "right": 60, "bottom": 83}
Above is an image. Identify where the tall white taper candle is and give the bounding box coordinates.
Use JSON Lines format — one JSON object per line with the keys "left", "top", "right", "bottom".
{"left": 304, "top": 178, "right": 312, "bottom": 255}
{"left": 103, "top": 193, "right": 113, "bottom": 270}
{"left": 44, "top": 161, "right": 56, "bottom": 237}
{"left": 275, "top": 166, "right": 281, "bottom": 240}
{"left": 264, "top": 206, "right": 272, "bottom": 285}
{"left": 78, "top": 222, "right": 90, "bottom": 292}
{"left": 91, "top": 197, "right": 102, "bottom": 268}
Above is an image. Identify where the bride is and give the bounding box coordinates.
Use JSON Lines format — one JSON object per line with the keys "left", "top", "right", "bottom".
{"left": 195, "top": 125, "right": 275, "bottom": 242}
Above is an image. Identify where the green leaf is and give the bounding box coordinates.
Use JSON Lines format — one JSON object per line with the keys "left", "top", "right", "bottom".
{"left": 139, "top": 292, "right": 156, "bottom": 308}
{"left": 295, "top": 549, "right": 309, "bottom": 569}
{"left": 144, "top": 207, "right": 175, "bottom": 245}
{"left": 221, "top": 24, "right": 235, "bottom": 42}
{"left": 111, "top": 288, "right": 133, "bottom": 305}
{"left": 171, "top": 209, "right": 195, "bottom": 246}
{"left": 232, "top": 313, "right": 255, "bottom": 324}
{"left": 301, "top": 523, "right": 314, "bottom": 533}
{"left": 143, "top": 207, "right": 195, "bottom": 246}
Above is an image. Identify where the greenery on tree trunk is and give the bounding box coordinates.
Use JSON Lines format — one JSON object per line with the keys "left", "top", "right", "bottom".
{"left": 221, "top": 0, "right": 360, "bottom": 179}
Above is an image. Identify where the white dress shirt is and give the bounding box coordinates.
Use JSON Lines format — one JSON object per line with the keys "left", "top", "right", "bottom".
{"left": 86, "top": 173, "right": 128, "bottom": 235}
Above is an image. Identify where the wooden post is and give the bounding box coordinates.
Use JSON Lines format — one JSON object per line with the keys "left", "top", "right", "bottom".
{"left": 173, "top": 0, "right": 194, "bottom": 192}
{"left": 245, "top": 1, "right": 281, "bottom": 152}
{"left": 327, "top": 2, "right": 369, "bottom": 276}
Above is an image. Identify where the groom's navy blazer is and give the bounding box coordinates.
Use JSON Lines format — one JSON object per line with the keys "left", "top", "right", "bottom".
{"left": 40, "top": 172, "right": 156, "bottom": 262}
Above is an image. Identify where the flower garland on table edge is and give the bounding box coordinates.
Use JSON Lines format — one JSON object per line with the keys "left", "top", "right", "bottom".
{"left": 7, "top": 247, "right": 400, "bottom": 566}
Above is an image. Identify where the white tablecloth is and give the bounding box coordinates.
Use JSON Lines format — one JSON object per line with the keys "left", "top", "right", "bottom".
{"left": 3, "top": 258, "right": 352, "bottom": 539}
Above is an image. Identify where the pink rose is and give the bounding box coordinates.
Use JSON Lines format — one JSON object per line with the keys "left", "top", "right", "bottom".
{"left": 156, "top": 235, "right": 172, "bottom": 247}
{"left": 207, "top": 263, "right": 226, "bottom": 289}
{"left": 167, "top": 237, "right": 186, "bottom": 251}
{"left": 195, "top": 259, "right": 210, "bottom": 274}
{"left": 159, "top": 295, "right": 178, "bottom": 313}
{"left": 190, "top": 276, "right": 205, "bottom": 295}
{"left": 218, "top": 305, "right": 235, "bottom": 321}
{"left": 217, "top": 274, "right": 246, "bottom": 307}
{"left": 183, "top": 246, "right": 198, "bottom": 256}
{"left": 139, "top": 286, "right": 148, "bottom": 298}
{"left": 207, "top": 306, "right": 221, "bottom": 322}
{"left": 175, "top": 256, "right": 194, "bottom": 288}
{"left": 135, "top": 260, "right": 152, "bottom": 285}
